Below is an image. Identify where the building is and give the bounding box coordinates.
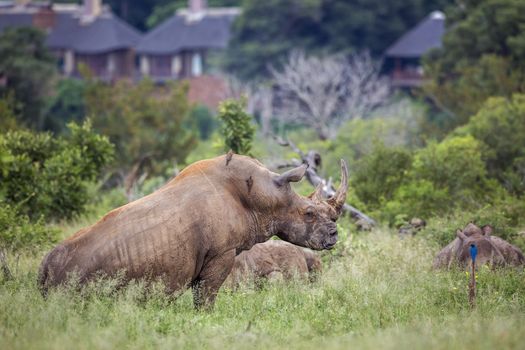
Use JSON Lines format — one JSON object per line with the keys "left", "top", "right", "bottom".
{"left": 136, "top": 0, "right": 240, "bottom": 81}
{"left": 0, "top": 0, "right": 141, "bottom": 80}
{"left": 384, "top": 11, "right": 445, "bottom": 88}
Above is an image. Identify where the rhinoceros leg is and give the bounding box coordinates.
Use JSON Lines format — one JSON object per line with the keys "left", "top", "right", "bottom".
{"left": 192, "top": 249, "right": 235, "bottom": 309}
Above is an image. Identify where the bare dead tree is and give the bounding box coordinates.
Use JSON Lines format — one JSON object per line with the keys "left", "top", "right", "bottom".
{"left": 273, "top": 136, "right": 375, "bottom": 226}
{"left": 270, "top": 51, "right": 390, "bottom": 140}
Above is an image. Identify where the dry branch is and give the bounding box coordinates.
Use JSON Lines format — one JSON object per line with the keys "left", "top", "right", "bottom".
{"left": 274, "top": 136, "right": 375, "bottom": 226}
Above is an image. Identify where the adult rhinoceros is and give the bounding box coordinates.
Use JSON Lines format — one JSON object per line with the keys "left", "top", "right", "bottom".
{"left": 39, "top": 153, "right": 348, "bottom": 308}
{"left": 433, "top": 223, "right": 525, "bottom": 269}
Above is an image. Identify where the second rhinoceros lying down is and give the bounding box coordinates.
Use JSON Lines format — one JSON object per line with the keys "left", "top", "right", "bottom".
{"left": 433, "top": 223, "right": 525, "bottom": 269}
{"left": 39, "top": 153, "right": 348, "bottom": 308}
{"left": 225, "top": 240, "right": 322, "bottom": 288}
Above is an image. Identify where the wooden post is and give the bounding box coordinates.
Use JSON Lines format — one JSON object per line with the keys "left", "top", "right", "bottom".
{"left": 468, "top": 258, "right": 476, "bottom": 308}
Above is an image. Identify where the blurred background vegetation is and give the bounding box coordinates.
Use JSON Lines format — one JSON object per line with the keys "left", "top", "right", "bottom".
{"left": 0, "top": 0, "right": 524, "bottom": 254}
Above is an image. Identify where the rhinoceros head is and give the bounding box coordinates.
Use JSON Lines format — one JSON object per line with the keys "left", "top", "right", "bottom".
{"left": 273, "top": 160, "right": 348, "bottom": 250}
{"left": 455, "top": 223, "right": 505, "bottom": 267}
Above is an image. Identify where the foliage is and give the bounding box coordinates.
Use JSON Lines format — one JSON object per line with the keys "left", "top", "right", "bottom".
{"left": 43, "top": 79, "right": 87, "bottom": 134}
{"left": 0, "top": 121, "right": 114, "bottom": 221}
{"left": 462, "top": 94, "right": 525, "bottom": 195}
{"left": 225, "top": 0, "right": 453, "bottom": 81}
{"left": 217, "top": 98, "right": 255, "bottom": 155}
{"left": 146, "top": 0, "right": 241, "bottom": 28}
{"left": 0, "top": 27, "right": 57, "bottom": 129}
{"left": 84, "top": 78, "right": 197, "bottom": 177}
{"left": 0, "top": 94, "right": 19, "bottom": 132}
{"left": 190, "top": 105, "right": 218, "bottom": 140}
{"left": 423, "top": 0, "right": 525, "bottom": 127}
{"left": 0, "top": 204, "right": 58, "bottom": 251}
{"left": 351, "top": 143, "right": 412, "bottom": 210}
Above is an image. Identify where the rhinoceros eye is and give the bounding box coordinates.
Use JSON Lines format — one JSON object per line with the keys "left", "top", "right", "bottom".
{"left": 304, "top": 208, "right": 316, "bottom": 222}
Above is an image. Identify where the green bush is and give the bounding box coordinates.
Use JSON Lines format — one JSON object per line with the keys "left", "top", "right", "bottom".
{"left": 464, "top": 94, "right": 525, "bottom": 195}
{"left": 382, "top": 180, "right": 450, "bottom": 226}
{"left": 0, "top": 204, "right": 58, "bottom": 250}
{"left": 0, "top": 121, "right": 114, "bottom": 221}
{"left": 218, "top": 98, "right": 255, "bottom": 155}
{"left": 351, "top": 143, "right": 412, "bottom": 210}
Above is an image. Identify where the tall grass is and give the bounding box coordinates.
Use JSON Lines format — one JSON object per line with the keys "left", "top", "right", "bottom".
{"left": 1, "top": 230, "right": 524, "bottom": 349}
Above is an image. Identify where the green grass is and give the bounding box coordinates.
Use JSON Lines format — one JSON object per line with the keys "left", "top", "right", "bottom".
{"left": 1, "top": 229, "right": 524, "bottom": 350}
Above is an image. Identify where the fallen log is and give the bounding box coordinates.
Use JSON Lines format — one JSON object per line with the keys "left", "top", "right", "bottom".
{"left": 274, "top": 136, "right": 375, "bottom": 226}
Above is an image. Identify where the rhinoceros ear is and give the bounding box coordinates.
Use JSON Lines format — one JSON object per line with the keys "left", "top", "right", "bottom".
{"left": 482, "top": 225, "right": 493, "bottom": 236}
{"left": 308, "top": 183, "right": 324, "bottom": 202}
{"left": 274, "top": 164, "right": 308, "bottom": 187}
{"left": 456, "top": 229, "right": 467, "bottom": 241}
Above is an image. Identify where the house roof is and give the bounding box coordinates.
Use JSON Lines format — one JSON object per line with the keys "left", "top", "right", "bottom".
{"left": 0, "top": 2, "right": 141, "bottom": 54}
{"left": 136, "top": 8, "right": 240, "bottom": 55}
{"left": 385, "top": 11, "right": 445, "bottom": 58}
{"left": 46, "top": 13, "right": 141, "bottom": 54}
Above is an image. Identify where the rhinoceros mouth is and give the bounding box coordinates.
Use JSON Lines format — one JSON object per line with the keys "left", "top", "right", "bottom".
{"left": 323, "top": 241, "right": 337, "bottom": 249}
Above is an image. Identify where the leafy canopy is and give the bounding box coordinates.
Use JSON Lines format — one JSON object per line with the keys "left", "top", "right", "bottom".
{"left": 0, "top": 27, "right": 57, "bottom": 129}
{"left": 423, "top": 0, "right": 525, "bottom": 127}
{"left": 218, "top": 98, "right": 255, "bottom": 155}
{"left": 84, "top": 77, "right": 197, "bottom": 176}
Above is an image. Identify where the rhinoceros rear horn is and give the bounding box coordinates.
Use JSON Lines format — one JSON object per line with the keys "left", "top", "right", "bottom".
{"left": 481, "top": 225, "right": 493, "bottom": 236}
{"left": 327, "top": 159, "right": 348, "bottom": 213}
{"left": 274, "top": 164, "right": 308, "bottom": 187}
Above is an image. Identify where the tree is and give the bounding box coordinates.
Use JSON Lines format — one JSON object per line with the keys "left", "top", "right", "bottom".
{"left": 84, "top": 77, "right": 197, "bottom": 187}
{"left": 43, "top": 78, "right": 87, "bottom": 134}
{"left": 147, "top": 0, "right": 241, "bottom": 28}
{"left": 423, "top": 0, "right": 525, "bottom": 127}
{"left": 217, "top": 98, "right": 255, "bottom": 155}
{"left": 270, "top": 51, "right": 390, "bottom": 140}
{"left": 464, "top": 94, "right": 525, "bottom": 196}
{"left": 224, "top": 0, "right": 453, "bottom": 81}
{"left": 0, "top": 27, "right": 57, "bottom": 129}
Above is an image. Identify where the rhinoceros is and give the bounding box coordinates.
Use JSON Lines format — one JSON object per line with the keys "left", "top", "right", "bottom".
{"left": 433, "top": 223, "right": 525, "bottom": 269}
{"left": 225, "top": 240, "right": 322, "bottom": 288}
{"left": 38, "top": 153, "right": 348, "bottom": 307}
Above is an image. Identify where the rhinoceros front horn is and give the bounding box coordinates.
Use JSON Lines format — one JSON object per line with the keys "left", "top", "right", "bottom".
{"left": 327, "top": 159, "right": 348, "bottom": 213}
{"left": 274, "top": 164, "right": 308, "bottom": 187}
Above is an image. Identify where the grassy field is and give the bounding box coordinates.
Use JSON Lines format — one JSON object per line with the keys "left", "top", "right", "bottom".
{"left": 1, "top": 223, "right": 524, "bottom": 350}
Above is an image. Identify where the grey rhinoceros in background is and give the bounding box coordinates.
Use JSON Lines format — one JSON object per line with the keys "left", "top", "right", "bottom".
{"left": 39, "top": 153, "right": 348, "bottom": 308}
{"left": 433, "top": 223, "right": 525, "bottom": 269}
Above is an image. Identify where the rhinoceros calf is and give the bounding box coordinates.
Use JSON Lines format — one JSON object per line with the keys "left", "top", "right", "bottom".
{"left": 225, "top": 240, "right": 322, "bottom": 287}
{"left": 433, "top": 223, "right": 525, "bottom": 269}
{"left": 39, "top": 153, "right": 348, "bottom": 308}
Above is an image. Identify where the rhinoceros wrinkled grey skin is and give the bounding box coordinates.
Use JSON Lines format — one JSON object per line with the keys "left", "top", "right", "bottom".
{"left": 433, "top": 223, "right": 525, "bottom": 269}
{"left": 225, "top": 240, "right": 322, "bottom": 288}
{"left": 38, "top": 153, "right": 348, "bottom": 308}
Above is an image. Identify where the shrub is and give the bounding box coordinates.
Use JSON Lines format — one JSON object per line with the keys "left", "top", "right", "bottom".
{"left": 0, "top": 121, "right": 114, "bottom": 221}
{"left": 218, "top": 98, "right": 255, "bottom": 155}
{"left": 0, "top": 204, "right": 58, "bottom": 250}
{"left": 382, "top": 180, "right": 450, "bottom": 226}
{"left": 411, "top": 135, "right": 496, "bottom": 206}
{"left": 351, "top": 143, "right": 412, "bottom": 209}
{"left": 465, "top": 94, "right": 525, "bottom": 195}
